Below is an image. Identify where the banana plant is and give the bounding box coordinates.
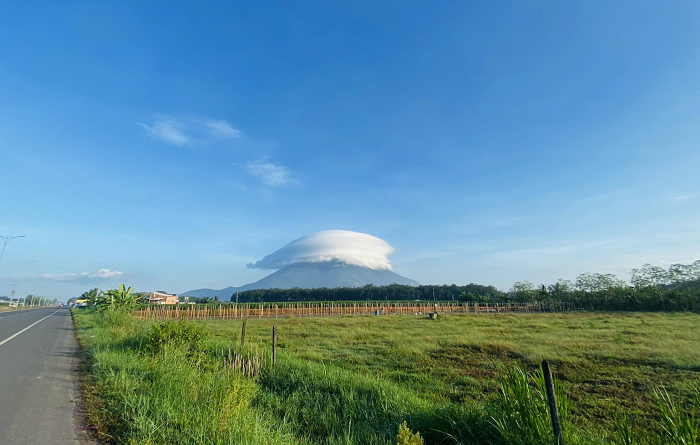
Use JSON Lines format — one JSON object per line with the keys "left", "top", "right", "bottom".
{"left": 96, "top": 284, "right": 139, "bottom": 311}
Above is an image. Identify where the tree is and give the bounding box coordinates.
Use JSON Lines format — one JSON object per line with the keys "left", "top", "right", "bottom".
{"left": 511, "top": 281, "right": 537, "bottom": 301}
{"left": 547, "top": 279, "right": 573, "bottom": 299}
{"left": 667, "top": 260, "right": 700, "bottom": 284}
{"left": 575, "top": 273, "right": 596, "bottom": 293}
{"left": 576, "top": 273, "right": 625, "bottom": 292}
{"left": 631, "top": 264, "right": 669, "bottom": 288}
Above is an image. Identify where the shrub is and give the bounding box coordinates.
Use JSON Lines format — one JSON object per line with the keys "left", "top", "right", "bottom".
{"left": 144, "top": 319, "right": 209, "bottom": 354}
{"left": 97, "top": 307, "right": 134, "bottom": 327}
{"left": 396, "top": 421, "right": 424, "bottom": 445}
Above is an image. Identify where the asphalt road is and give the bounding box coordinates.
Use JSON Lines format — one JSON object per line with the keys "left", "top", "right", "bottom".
{"left": 0, "top": 308, "right": 84, "bottom": 444}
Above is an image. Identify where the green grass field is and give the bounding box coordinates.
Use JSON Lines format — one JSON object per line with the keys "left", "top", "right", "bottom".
{"left": 73, "top": 310, "right": 700, "bottom": 444}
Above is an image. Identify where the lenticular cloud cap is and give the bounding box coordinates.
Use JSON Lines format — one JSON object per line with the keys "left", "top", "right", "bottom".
{"left": 247, "top": 230, "right": 395, "bottom": 271}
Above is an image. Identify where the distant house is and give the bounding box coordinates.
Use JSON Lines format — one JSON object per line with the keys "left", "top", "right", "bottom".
{"left": 148, "top": 291, "right": 179, "bottom": 305}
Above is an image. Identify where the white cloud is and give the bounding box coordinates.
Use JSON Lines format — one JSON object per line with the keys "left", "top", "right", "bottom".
{"left": 205, "top": 120, "right": 241, "bottom": 138}
{"left": 37, "top": 269, "right": 124, "bottom": 282}
{"left": 248, "top": 230, "right": 395, "bottom": 271}
{"left": 578, "top": 188, "right": 634, "bottom": 204}
{"left": 668, "top": 191, "right": 700, "bottom": 205}
{"left": 246, "top": 158, "right": 300, "bottom": 188}
{"left": 138, "top": 119, "right": 190, "bottom": 145}
{"left": 138, "top": 115, "right": 241, "bottom": 146}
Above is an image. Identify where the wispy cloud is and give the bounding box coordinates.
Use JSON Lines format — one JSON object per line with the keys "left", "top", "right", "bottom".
{"left": 668, "top": 191, "right": 700, "bottom": 205}
{"left": 138, "top": 118, "right": 190, "bottom": 145}
{"left": 205, "top": 120, "right": 242, "bottom": 138}
{"left": 138, "top": 115, "right": 241, "bottom": 146}
{"left": 37, "top": 268, "right": 124, "bottom": 282}
{"left": 578, "top": 188, "right": 634, "bottom": 204}
{"left": 246, "top": 158, "right": 301, "bottom": 188}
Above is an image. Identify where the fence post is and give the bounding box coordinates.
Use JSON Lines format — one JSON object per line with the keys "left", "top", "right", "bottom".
{"left": 542, "top": 360, "right": 563, "bottom": 445}
{"left": 241, "top": 321, "right": 246, "bottom": 348}
{"left": 272, "top": 325, "right": 277, "bottom": 365}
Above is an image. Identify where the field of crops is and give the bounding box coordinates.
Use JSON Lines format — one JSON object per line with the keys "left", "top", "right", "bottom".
{"left": 73, "top": 309, "right": 700, "bottom": 444}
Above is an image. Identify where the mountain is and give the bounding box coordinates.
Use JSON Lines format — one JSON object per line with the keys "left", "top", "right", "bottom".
{"left": 182, "top": 261, "right": 419, "bottom": 299}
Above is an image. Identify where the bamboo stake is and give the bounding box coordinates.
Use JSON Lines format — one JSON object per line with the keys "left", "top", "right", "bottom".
{"left": 542, "top": 360, "right": 563, "bottom": 445}
{"left": 272, "top": 325, "right": 277, "bottom": 365}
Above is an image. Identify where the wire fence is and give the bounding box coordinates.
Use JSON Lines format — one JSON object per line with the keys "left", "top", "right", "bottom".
{"left": 134, "top": 301, "right": 584, "bottom": 321}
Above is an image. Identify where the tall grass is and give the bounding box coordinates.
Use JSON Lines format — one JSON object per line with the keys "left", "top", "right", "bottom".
{"left": 489, "top": 362, "right": 570, "bottom": 445}
{"left": 254, "top": 357, "right": 429, "bottom": 444}
{"left": 610, "top": 386, "right": 699, "bottom": 445}
{"left": 75, "top": 310, "right": 295, "bottom": 444}
{"left": 656, "top": 386, "right": 699, "bottom": 445}
{"left": 106, "top": 347, "right": 290, "bottom": 444}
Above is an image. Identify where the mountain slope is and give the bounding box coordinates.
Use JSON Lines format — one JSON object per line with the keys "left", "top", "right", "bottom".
{"left": 182, "top": 261, "right": 419, "bottom": 298}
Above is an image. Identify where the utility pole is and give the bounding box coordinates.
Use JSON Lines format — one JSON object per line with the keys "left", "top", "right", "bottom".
{"left": 1, "top": 281, "right": 17, "bottom": 306}
{"left": 0, "top": 235, "right": 25, "bottom": 272}
{"left": 13, "top": 260, "right": 39, "bottom": 307}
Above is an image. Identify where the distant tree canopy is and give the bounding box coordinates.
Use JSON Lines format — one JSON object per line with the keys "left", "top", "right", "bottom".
{"left": 234, "top": 283, "right": 502, "bottom": 304}
{"left": 231, "top": 260, "right": 700, "bottom": 312}
{"left": 505, "top": 260, "right": 700, "bottom": 311}
{"left": 187, "top": 296, "right": 219, "bottom": 304}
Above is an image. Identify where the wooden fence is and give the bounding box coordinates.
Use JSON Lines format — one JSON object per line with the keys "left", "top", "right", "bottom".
{"left": 134, "top": 301, "right": 584, "bottom": 321}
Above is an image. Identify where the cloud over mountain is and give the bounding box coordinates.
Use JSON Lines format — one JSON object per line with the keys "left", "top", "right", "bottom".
{"left": 247, "top": 230, "right": 395, "bottom": 271}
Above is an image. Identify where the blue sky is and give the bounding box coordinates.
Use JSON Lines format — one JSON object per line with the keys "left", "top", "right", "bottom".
{"left": 1, "top": 1, "right": 699, "bottom": 300}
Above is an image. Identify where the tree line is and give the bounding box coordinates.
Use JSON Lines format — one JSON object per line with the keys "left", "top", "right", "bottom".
{"left": 232, "top": 260, "right": 700, "bottom": 312}
{"left": 0, "top": 294, "right": 60, "bottom": 306}
{"left": 235, "top": 282, "right": 502, "bottom": 304}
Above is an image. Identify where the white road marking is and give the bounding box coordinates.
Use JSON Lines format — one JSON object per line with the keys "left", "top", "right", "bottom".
{"left": 0, "top": 311, "right": 59, "bottom": 347}
{"left": 0, "top": 309, "right": 45, "bottom": 320}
